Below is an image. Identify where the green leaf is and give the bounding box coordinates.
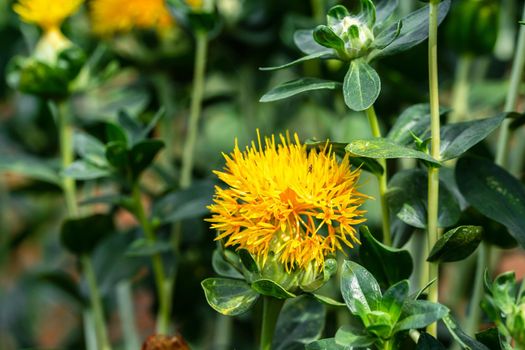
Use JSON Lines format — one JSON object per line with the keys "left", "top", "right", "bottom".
{"left": 443, "top": 314, "right": 491, "bottom": 350}
{"left": 343, "top": 59, "right": 381, "bottom": 111}
{"left": 125, "top": 238, "right": 171, "bottom": 257}
{"left": 305, "top": 140, "right": 384, "bottom": 175}
{"left": 373, "top": 20, "right": 402, "bottom": 49}
{"left": 106, "top": 141, "right": 129, "bottom": 170}
{"left": 381, "top": 280, "right": 409, "bottom": 325}
{"left": 273, "top": 296, "right": 326, "bottom": 350}
{"left": 346, "top": 138, "right": 440, "bottom": 166}
{"left": 304, "top": 139, "right": 384, "bottom": 175}
{"left": 74, "top": 132, "right": 107, "bottom": 167}
{"left": 63, "top": 160, "right": 112, "bottom": 180}
{"left": 416, "top": 333, "right": 446, "bottom": 349}
{"left": 376, "top": 0, "right": 399, "bottom": 24}
{"left": 387, "top": 169, "right": 461, "bottom": 229}
{"left": 129, "top": 139, "right": 164, "bottom": 179}
{"left": 306, "top": 338, "right": 345, "bottom": 350}
{"left": 393, "top": 300, "right": 448, "bottom": 333}
{"left": 427, "top": 226, "right": 483, "bottom": 263}
{"left": 311, "top": 294, "right": 346, "bottom": 307}
{"left": 475, "top": 328, "right": 503, "bottom": 350}
{"left": 260, "top": 78, "right": 341, "bottom": 103}
{"left": 251, "top": 279, "right": 296, "bottom": 299}
{"left": 294, "top": 29, "right": 329, "bottom": 55}
{"left": 211, "top": 249, "right": 243, "bottom": 279}
{"left": 456, "top": 157, "right": 525, "bottom": 249}
{"left": 335, "top": 324, "right": 376, "bottom": 347}
{"left": 37, "top": 271, "right": 86, "bottom": 306}
{"left": 387, "top": 104, "right": 447, "bottom": 146}
{"left": 106, "top": 122, "right": 128, "bottom": 145}
{"left": 61, "top": 214, "right": 114, "bottom": 255}
{"left": 340, "top": 260, "right": 382, "bottom": 317}
{"left": 440, "top": 113, "right": 507, "bottom": 161}
{"left": 201, "top": 278, "right": 259, "bottom": 316}
{"left": 370, "top": 0, "right": 451, "bottom": 59}
{"left": 0, "top": 153, "right": 60, "bottom": 185}
{"left": 152, "top": 180, "right": 215, "bottom": 223}
{"left": 359, "top": 226, "right": 413, "bottom": 288}
{"left": 260, "top": 51, "right": 334, "bottom": 71}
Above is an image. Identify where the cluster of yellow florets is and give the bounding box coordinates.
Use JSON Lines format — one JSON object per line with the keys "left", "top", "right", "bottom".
{"left": 208, "top": 132, "right": 368, "bottom": 272}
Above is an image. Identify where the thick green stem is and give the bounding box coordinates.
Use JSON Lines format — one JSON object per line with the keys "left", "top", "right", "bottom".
{"left": 82, "top": 256, "right": 111, "bottom": 350}
{"left": 311, "top": 0, "right": 324, "bottom": 23}
{"left": 259, "top": 297, "right": 284, "bottom": 350}
{"left": 54, "top": 101, "right": 110, "bottom": 349}
{"left": 116, "top": 281, "right": 140, "bottom": 350}
{"left": 180, "top": 30, "right": 208, "bottom": 189}
{"left": 426, "top": 0, "right": 441, "bottom": 338}
{"left": 132, "top": 183, "right": 171, "bottom": 334}
{"left": 450, "top": 55, "right": 473, "bottom": 123}
{"left": 365, "top": 106, "right": 391, "bottom": 246}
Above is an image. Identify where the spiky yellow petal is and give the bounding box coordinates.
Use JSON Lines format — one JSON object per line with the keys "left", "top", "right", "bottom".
{"left": 207, "top": 132, "right": 368, "bottom": 272}
{"left": 13, "top": 0, "right": 83, "bottom": 31}
{"left": 90, "top": 0, "right": 173, "bottom": 36}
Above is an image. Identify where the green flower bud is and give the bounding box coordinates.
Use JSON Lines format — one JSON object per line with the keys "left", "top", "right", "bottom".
{"left": 314, "top": 4, "right": 376, "bottom": 61}
{"left": 508, "top": 303, "right": 525, "bottom": 347}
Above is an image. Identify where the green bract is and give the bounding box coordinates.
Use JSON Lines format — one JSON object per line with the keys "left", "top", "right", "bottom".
{"left": 202, "top": 247, "right": 338, "bottom": 316}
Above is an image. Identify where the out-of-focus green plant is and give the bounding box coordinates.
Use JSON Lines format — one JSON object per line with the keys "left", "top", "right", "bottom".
{"left": 481, "top": 271, "right": 525, "bottom": 349}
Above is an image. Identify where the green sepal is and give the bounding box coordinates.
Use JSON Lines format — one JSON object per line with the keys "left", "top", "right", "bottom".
{"left": 201, "top": 278, "right": 259, "bottom": 316}
{"left": 326, "top": 5, "right": 350, "bottom": 27}
{"left": 313, "top": 25, "right": 346, "bottom": 53}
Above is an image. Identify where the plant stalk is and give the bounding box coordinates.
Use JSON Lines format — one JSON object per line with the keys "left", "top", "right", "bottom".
{"left": 365, "top": 105, "right": 391, "bottom": 246}
{"left": 82, "top": 255, "right": 111, "bottom": 350}
{"left": 450, "top": 55, "right": 473, "bottom": 123}
{"left": 55, "top": 100, "right": 111, "bottom": 349}
{"left": 131, "top": 183, "right": 171, "bottom": 334}
{"left": 426, "top": 0, "right": 441, "bottom": 338}
{"left": 465, "top": 242, "right": 489, "bottom": 336}
{"left": 259, "top": 297, "right": 284, "bottom": 350}
{"left": 180, "top": 30, "right": 208, "bottom": 189}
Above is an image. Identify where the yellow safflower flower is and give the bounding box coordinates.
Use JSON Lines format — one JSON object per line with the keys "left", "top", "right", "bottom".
{"left": 90, "top": 0, "right": 174, "bottom": 35}
{"left": 13, "top": 0, "right": 83, "bottom": 62}
{"left": 208, "top": 132, "right": 368, "bottom": 273}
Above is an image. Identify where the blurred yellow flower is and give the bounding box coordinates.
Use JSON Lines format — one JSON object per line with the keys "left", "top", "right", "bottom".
{"left": 13, "top": 0, "right": 83, "bottom": 31}
{"left": 208, "top": 132, "right": 368, "bottom": 272}
{"left": 90, "top": 0, "right": 174, "bottom": 35}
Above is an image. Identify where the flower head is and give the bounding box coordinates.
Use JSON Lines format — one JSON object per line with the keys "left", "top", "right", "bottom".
{"left": 207, "top": 132, "right": 368, "bottom": 273}
{"left": 13, "top": 0, "right": 83, "bottom": 32}
{"left": 90, "top": 0, "right": 174, "bottom": 36}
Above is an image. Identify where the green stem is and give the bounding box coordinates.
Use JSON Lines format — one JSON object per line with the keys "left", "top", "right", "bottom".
{"left": 365, "top": 105, "right": 391, "bottom": 246}
{"left": 82, "top": 255, "right": 111, "bottom": 350}
{"left": 180, "top": 30, "right": 208, "bottom": 189}
{"left": 57, "top": 101, "right": 78, "bottom": 216}
{"left": 496, "top": 3, "right": 525, "bottom": 167}
{"left": 311, "top": 0, "right": 324, "bottom": 23}
{"left": 54, "top": 100, "right": 111, "bottom": 349}
{"left": 116, "top": 281, "right": 140, "bottom": 350}
{"left": 131, "top": 183, "right": 171, "bottom": 334}
{"left": 383, "top": 339, "right": 394, "bottom": 350}
{"left": 465, "top": 242, "right": 489, "bottom": 336}
{"left": 450, "top": 55, "right": 473, "bottom": 123}
{"left": 426, "top": 0, "right": 441, "bottom": 338}
{"left": 259, "top": 297, "right": 284, "bottom": 350}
